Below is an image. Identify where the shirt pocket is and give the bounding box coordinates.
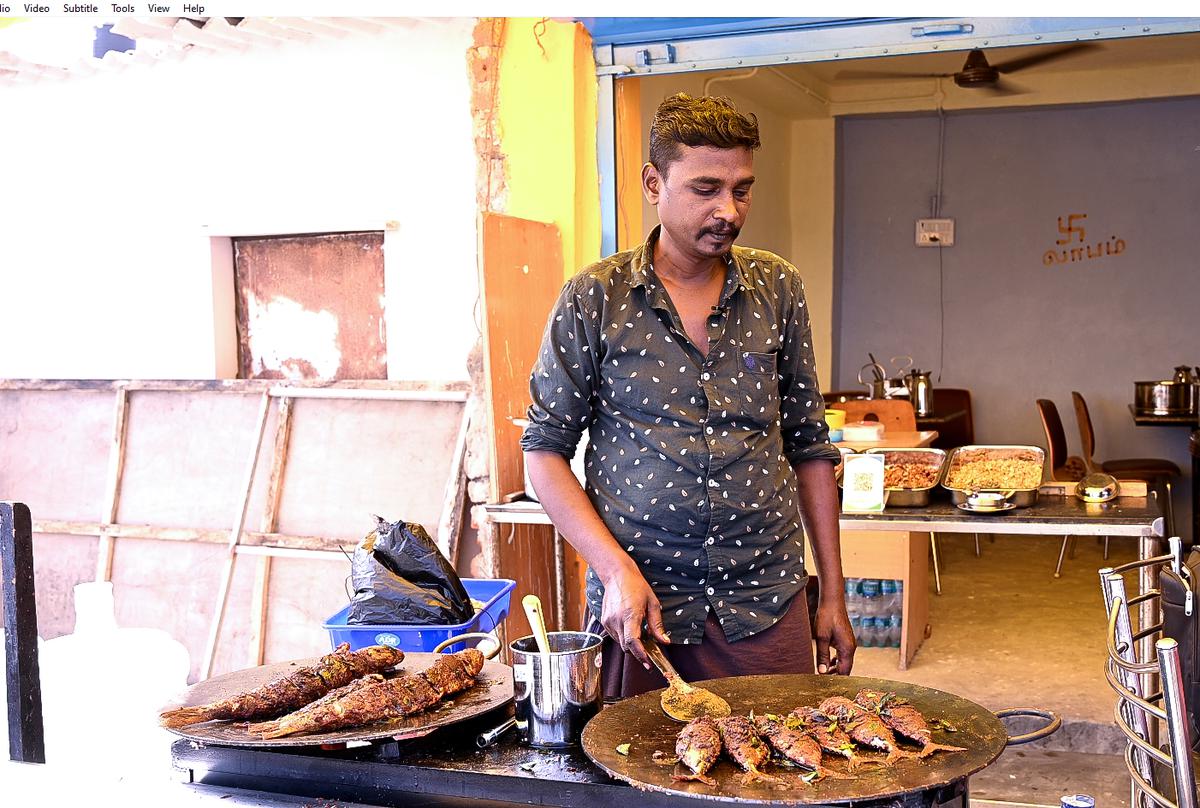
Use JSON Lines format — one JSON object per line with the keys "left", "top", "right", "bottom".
{"left": 740, "top": 350, "right": 778, "bottom": 377}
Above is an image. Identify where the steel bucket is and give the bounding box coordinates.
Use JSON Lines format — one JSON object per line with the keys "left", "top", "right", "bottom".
{"left": 510, "top": 630, "right": 603, "bottom": 748}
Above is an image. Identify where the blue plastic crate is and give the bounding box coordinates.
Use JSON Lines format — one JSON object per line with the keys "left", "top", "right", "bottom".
{"left": 323, "top": 578, "right": 516, "bottom": 654}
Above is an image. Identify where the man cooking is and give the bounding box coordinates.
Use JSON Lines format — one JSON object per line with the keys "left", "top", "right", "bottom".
{"left": 521, "top": 92, "right": 854, "bottom": 698}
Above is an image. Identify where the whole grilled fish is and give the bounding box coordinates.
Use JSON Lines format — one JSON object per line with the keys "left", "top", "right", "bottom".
{"left": 159, "top": 643, "right": 405, "bottom": 728}
{"left": 716, "top": 715, "right": 786, "bottom": 786}
{"left": 854, "top": 689, "right": 966, "bottom": 758}
{"left": 248, "top": 649, "right": 484, "bottom": 739}
{"left": 787, "top": 706, "right": 874, "bottom": 771}
{"left": 819, "top": 696, "right": 915, "bottom": 765}
{"left": 753, "top": 714, "right": 850, "bottom": 781}
{"left": 672, "top": 716, "right": 722, "bottom": 785}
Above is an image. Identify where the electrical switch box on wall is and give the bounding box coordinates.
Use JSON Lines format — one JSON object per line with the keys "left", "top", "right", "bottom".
{"left": 916, "top": 218, "right": 955, "bottom": 247}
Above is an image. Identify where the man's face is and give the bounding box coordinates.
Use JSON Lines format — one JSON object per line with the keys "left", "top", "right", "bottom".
{"left": 643, "top": 145, "right": 754, "bottom": 261}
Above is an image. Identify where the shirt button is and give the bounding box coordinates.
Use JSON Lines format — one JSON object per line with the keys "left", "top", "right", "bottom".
{"left": 706, "top": 538, "right": 715, "bottom": 546}
{"left": 705, "top": 426, "right": 714, "bottom": 435}
{"left": 706, "top": 587, "right": 715, "bottom": 596}
{"left": 701, "top": 372, "right": 711, "bottom": 381}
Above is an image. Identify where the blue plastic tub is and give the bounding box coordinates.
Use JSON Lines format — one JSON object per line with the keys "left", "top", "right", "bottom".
{"left": 324, "top": 578, "right": 516, "bottom": 654}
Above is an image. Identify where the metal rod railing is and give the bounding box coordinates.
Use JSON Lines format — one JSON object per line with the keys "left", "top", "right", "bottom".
{"left": 1103, "top": 572, "right": 1159, "bottom": 791}
{"left": 1157, "top": 639, "right": 1198, "bottom": 808}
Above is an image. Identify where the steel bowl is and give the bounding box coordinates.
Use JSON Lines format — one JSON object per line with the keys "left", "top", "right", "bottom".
{"left": 1076, "top": 472, "right": 1119, "bottom": 503}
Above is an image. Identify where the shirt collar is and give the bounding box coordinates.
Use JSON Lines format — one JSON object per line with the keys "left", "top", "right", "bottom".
{"left": 630, "top": 225, "right": 751, "bottom": 297}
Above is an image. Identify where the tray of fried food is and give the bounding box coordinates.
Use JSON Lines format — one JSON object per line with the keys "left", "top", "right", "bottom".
{"left": 864, "top": 447, "right": 947, "bottom": 507}
{"left": 942, "top": 445, "right": 1045, "bottom": 507}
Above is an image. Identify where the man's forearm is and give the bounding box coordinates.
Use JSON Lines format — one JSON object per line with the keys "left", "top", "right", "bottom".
{"left": 793, "top": 459, "right": 845, "bottom": 603}
{"left": 523, "top": 450, "right": 635, "bottom": 583}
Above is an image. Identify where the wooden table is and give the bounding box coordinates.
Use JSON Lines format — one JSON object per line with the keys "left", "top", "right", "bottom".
{"left": 837, "top": 494, "right": 1166, "bottom": 674}
{"left": 830, "top": 429, "right": 938, "bottom": 669}
{"left": 1128, "top": 404, "right": 1199, "bottom": 428}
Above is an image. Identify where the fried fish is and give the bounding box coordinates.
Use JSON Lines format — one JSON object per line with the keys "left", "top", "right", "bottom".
{"left": 248, "top": 649, "right": 483, "bottom": 739}
{"left": 753, "top": 714, "right": 850, "bottom": 781}
{"left": 716, "top": 715, "right": 786, "bottom": 786}
{"left": 671, "top": 716, "right": 722, "bottom": 786}
{"left": 787, "top": 706, "right": 874, "bottom": 771}
{"left": 159, "top": 643, "right": 404, "bottom": 728}
{"left": 854, "top": 689, "right": 966, "bottom": 758}
{"left": 819, "top": 696, "right": 915, "bottom": 765}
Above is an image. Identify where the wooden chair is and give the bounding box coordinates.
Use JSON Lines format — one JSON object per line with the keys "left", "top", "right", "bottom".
{"left": 1037, "top": 399, "right": 1089, "bottom": 578}
{"left": 929, "top": 388, "right": 975, "bottom": 450}
{"left": 1101, "top": 551, "right": 1198, "bottom": 808}
{"left": 837, "top": 399, "right": 917, "bottom": 432}
{"left": 1037, "top": 399, "right": 1087, "bottom": 483}
{"left": 1073, "top": 391, "right": 1179, "bottom": 538}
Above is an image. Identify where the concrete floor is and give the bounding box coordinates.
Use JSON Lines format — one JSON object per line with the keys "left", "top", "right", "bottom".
{"left": 853, "top": 531, "right": 1140, "bottom": 805}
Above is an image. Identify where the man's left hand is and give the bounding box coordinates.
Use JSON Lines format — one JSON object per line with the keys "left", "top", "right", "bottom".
{"left": 814, "top": 600, "right": 856, "bottom": 675}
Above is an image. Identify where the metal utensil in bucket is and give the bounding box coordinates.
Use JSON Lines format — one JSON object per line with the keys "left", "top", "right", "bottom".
{"left": 510, "top": 631, "right": 603, "bottom": 748}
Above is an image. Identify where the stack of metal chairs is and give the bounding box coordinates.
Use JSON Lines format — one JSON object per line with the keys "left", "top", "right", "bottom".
{"left": 1101, "top": 536, "right": 1197, "bottom": 808}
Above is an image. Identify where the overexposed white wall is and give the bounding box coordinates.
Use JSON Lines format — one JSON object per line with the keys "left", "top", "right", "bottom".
{"left": 0, "top": 18, "right": 479, "bottom": 381}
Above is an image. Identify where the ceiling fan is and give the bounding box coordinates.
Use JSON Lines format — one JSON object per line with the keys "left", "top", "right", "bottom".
{"left": 835, "top": 44, "right": 1097, "bottom": 94}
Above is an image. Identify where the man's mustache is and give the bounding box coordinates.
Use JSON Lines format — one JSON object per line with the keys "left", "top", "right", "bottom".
{"left": 701, "top": 225, "right": 739, "bottom": 238}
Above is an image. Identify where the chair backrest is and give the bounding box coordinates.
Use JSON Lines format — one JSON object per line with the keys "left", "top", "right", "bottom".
{"left": 930, "top": 388, "right": 974, "bottom": 449}
{"left": 1102, "top": 557, "right": 1198, "bottom": 808}
{"left": 837, "top": 399, "right": 917, "bottom": 432}
{"left": 1072, "top": 391, "right": 1098, "bottom": 470}
{"left": 1036, "top": 399, "right": 1085, "bottom": 482}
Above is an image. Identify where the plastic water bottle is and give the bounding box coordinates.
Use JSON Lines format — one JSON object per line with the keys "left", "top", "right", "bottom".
{"left": 1061, "top": 796, "right": 1095, "bottom": 808}
{"left": 880, "top": 579, "right": 898, "bottom": 618}
{"left": 888, "top": 613, "right": 903, "bottom": 648}
{"left": 861, "top": 578, "right": 881, "bottom": 618}
{"left": 849, "top": 613, "right": 862, "bottom": 645}
{"left": 844, "top": 578, "right": 861, "bottom": 613}
{"left": 857, "top": 616, "right": 873, "bottom": 647}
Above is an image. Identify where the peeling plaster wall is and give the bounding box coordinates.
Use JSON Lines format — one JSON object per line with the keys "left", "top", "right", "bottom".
{"left": 0, "top": 19, "right": 479, "bottom": 381}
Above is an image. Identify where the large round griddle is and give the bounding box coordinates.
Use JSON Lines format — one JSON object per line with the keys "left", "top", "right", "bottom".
{"left": 581, "top": 674, "right": 1007, "bottom": 804}
{"left": 162, "top": 652, "right": 513, "bottom": 748}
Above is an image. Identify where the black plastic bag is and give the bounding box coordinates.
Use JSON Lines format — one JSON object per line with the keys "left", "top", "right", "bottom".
{"left": 347, "top": 515, "right": 475, "bottom": 626}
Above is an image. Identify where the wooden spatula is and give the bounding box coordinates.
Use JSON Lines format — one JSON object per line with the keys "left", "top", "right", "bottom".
{"left": 643, "top": 638, "right": 731, "bottom": 722}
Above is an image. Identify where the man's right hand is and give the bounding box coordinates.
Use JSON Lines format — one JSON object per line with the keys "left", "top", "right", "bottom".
{"left": 599, "top": 562, "right": 670, "bottom": 668}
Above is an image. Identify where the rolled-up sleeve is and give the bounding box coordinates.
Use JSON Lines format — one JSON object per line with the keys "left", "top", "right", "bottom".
{"left": 777, "top": 266, "right": 841, "bottom": 467}
{"left": 520, "top": 278, "right": 603, "bottom": 460}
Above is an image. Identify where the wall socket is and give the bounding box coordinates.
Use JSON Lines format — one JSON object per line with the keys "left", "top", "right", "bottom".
{"left": 916, "top": 218, "right": 955, "bottom": 247}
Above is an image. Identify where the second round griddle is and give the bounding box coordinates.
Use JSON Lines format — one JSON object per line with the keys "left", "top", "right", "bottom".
{"left": 162, "top": 651, "right": 513, "bottom": 748}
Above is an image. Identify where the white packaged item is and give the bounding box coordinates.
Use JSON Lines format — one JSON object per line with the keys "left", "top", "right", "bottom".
{"left": 842, "top": 421, "right": 886, "bottom": 441}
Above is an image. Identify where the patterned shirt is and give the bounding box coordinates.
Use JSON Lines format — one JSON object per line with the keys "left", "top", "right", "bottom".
{"left": 520, "top": 227, "right": 840, "bottom": 644}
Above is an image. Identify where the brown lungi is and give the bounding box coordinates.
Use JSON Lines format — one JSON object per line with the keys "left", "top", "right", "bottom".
{"left": 594, "top": 597, "right": 815, "bottom": 700}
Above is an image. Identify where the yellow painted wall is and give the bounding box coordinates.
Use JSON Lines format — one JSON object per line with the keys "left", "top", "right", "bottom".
{"left": 496, "top": 18, "right": 600, "bottom": 279}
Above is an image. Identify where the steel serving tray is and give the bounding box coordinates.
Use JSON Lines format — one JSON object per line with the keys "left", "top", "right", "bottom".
{"left": 941, "top": 445, "right": 1046, "bottom": 508}
{"left": 866, "top": 447, "right": 947, "bottom": 507}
